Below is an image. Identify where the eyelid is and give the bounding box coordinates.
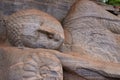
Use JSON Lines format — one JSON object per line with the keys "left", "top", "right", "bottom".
{"left": 39, "top": 24, "right": 57, "bottom": 35}
{"left": 37, "top": 29, "right": 54, "bottom": 35}
{"left": 37, "top": 29, "right": 54, "bottom": 39}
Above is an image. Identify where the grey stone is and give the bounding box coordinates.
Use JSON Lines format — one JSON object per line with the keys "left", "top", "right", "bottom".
{"left": 0, "top": 0, "right": 77, "bottom": 21}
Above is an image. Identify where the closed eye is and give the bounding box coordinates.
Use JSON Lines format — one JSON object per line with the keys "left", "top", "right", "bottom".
{"left": 47, "top": 34, "right": 54, "bottom": 39}
{"left": 37, "top": 29, "right": 54, "bottom": 39}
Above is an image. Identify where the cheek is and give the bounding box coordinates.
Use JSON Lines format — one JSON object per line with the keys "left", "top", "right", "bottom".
{"left": 21, "top": 27, "right": 63, "bottom": 49}
{"left": 43, "top": 36, "right": 63, "bottom": 49}
{"left": 36, "top": 33, "right": 59, "bottom": 49}
{"left": 21, "top": 24, "right": 40, "bottom": 36}
{"left": 37, "top": 33, "right": 49, "bottom": 42}
{"left": 36, "top": 33, "right": 50, "bottom": 47}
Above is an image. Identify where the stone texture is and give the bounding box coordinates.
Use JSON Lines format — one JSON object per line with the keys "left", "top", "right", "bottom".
{"left": 0, "top": 46, "right": 63, "bottom": 80}
{"left": 0, "top": 0, "right": 77, "bottom": 21}
{"left": 63, "top": 0, "right": 120, "bottom": 62}
{"left": 61, "top": 0, "right": 120, "bottom": 79}
{"left": 6, "top": 9, "right": 64, "bottom": 49}
{"left": 63, "top": 70, "right": 87, "bottom": 80}
{"left": 0, "top": 13, "right": 6, "bottom": 43}
{"left": 1, "top": 46, "right": 120, "bottom": 80}
{"left": 55, "top": 51, "right": 120, "bottom": 80}
{"left": 0, "top": 0, "right": 120, "bottom": 80}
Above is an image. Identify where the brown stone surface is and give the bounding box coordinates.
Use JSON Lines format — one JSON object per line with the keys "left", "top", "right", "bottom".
{"left": 63, "top": 0, "right": 120, "bottom": 62}
{"left": 6, "top": 9, "right": 64, "bottom": 49}
{"left": 63, "top": 70, "right": 87, "bottom": 80}
{"left": 1, "top": 46, "right": 120, "bottom": 80}
{"left": 62, "top": 0, "right": 120, "bottom": 79}
{"left": 0, "top": 0, "right": 120, "bottom": 80}
{"left": 0, "top": 46, "right": 63, "bottom": 80}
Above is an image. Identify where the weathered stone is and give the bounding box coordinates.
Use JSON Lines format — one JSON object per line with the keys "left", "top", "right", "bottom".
{"left": 0, "top": 13, "right": 6, "bottom": 43}
{"left": 0, "top": 46, "right": 63, "bottom": 80}
{"left": 1, "top": 46, "right": 120, "bottom": 80}
{"left": 0, "top": 0, "right": 77, "bottom": 21}
{"left": 0, "top": 0, "right": 120, "bottom": 79}
{"left": 62, "top": 0, "right": 120, "bottom": 79}
{"left": 63, "top": 70, "right": 87, "bottom": 80}
{"left": 5, "top": 9, "right": 64, "bottom": 49}
{"left": 63, "top": 0, "right": 120, "bottom": 63}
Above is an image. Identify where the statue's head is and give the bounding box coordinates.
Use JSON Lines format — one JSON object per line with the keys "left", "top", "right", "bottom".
{"left": 6, "top": 9, "right": 64, "bottom": 49}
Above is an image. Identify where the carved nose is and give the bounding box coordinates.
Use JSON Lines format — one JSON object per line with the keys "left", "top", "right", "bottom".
{"left": 54, "top": 34, "right": 61, "bottom": 41}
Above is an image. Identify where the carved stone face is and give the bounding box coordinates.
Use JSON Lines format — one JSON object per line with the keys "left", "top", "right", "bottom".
{"left": 7, "top": 9, "right": 64, "bottom": 49}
